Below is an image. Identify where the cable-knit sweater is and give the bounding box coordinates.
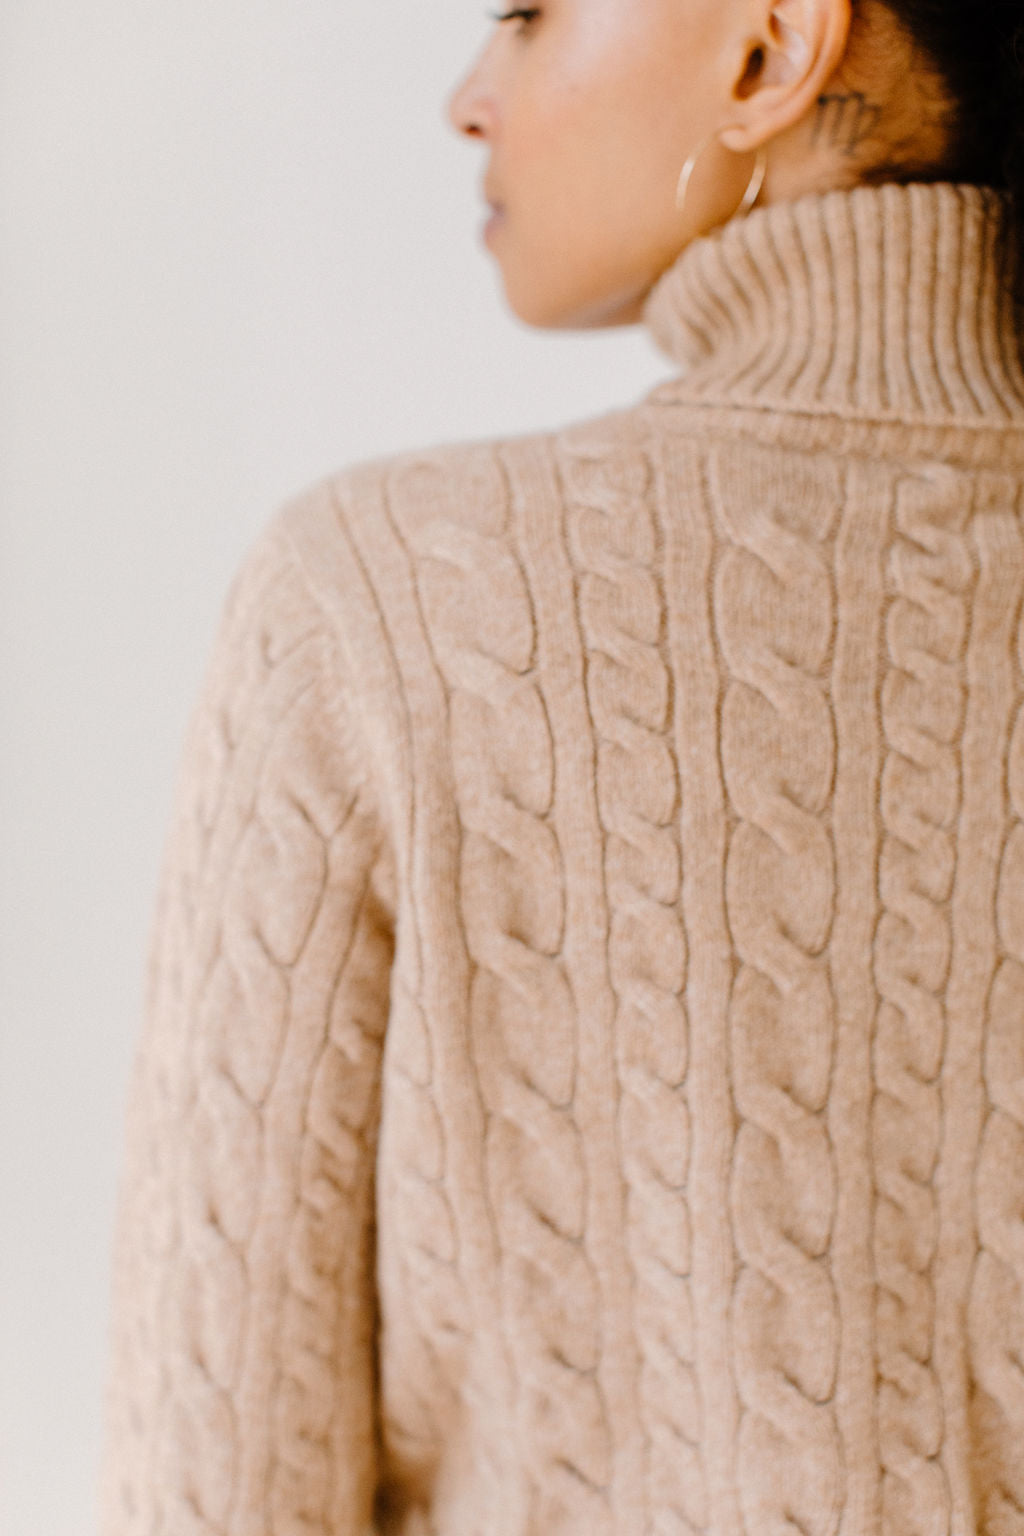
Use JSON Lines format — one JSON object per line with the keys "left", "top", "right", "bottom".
{"left": 98, "top": 180, "right": 1024, "bottom": 1536}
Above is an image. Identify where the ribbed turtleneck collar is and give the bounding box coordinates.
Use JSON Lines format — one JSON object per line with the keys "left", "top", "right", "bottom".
{"left": 641, "top": 180, "right": 1024, "bottom": 423}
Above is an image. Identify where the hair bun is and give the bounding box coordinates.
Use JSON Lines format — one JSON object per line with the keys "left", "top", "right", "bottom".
{"left": 879, "top": 0, "right": 1024, "bottom": 322}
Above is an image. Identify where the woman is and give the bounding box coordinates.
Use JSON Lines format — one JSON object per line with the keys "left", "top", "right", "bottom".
{"left": 98, "top": 0, "right": 1024, "bottom": 1531}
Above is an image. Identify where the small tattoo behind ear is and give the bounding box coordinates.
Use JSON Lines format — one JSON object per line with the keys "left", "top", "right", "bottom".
{"left": 812, "top": 91, "right": 883, "bottom": 156}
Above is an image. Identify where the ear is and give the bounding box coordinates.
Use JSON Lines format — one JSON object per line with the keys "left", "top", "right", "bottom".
{"left": 718, "top": 0, "right": 852, "bottom": 153}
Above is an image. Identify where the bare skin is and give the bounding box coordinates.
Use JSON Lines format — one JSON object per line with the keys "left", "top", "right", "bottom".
{"left": 444, "top": 0, "right": 953, "bottom": 328}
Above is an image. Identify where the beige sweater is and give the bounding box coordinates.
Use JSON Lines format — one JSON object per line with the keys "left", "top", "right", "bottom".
{"left": 99, "top": 181, "right": 1024, "bottom": 1536}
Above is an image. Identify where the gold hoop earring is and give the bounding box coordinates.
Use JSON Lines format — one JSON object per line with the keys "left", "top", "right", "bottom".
{"left": 736, "top": 147, "right": 768, "bottom": 216}
{"left": 675, "top": 134, "right": 768, "bottom": 225}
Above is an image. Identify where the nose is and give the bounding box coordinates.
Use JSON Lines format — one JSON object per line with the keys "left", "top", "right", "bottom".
{"left": 445, "top": 59, "right": 494, "bottom": 140}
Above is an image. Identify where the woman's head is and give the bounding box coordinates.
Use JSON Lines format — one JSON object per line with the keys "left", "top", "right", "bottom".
{"left": 446, "top": 0, "right": 1024, "bottom": 329}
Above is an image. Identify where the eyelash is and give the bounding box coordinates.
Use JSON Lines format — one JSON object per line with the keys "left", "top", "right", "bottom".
{"left": 488, "top": 8, "right": 541, "bottom": 27}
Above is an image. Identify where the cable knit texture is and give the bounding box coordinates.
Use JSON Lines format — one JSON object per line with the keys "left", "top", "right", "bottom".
{"left": 98, "top": 182, "right": 1024, "bottom": 1536}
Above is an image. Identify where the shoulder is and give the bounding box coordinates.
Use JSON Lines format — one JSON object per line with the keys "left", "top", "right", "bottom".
{"left": 227, "top": 402, "right": 655, "bottom": 699}
{"left": 270, "top": 430, "right": 556, "bottom": 577}
{"left": 266, "top": 404, "right": 655, "bottom": 594}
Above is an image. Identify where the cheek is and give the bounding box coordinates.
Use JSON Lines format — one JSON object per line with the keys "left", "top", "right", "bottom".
{"left": 496, "top": 7, "right": 630, "bottom": 155}
{"left": 501, "top": 82, "right": 631, "bottom": 210}
{"left": 506, "top": 18, "right": 696, "bottom": 202}
{"left": 503, "top": 65, "right": 585, "bottom": 179}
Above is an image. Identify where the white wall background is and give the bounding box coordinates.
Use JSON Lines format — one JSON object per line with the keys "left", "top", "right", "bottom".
{"left": 0, "top": 5, "right": 673, "bottom": 1532}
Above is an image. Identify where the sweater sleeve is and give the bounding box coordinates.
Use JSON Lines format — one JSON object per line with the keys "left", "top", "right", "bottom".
{"left": 97, "top": 516, "right": 396, "bottom": 1536}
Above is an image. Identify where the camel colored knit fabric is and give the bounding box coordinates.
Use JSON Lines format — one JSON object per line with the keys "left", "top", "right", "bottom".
{"left": 99, "top": 181, "right": 1024, "bottom": 1536}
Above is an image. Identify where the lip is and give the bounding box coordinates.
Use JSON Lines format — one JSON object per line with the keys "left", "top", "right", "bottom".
{"left": 482, "top": 205, "right": 505, "bottom": 242}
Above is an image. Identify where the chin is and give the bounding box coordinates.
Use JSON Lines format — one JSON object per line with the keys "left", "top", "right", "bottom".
{"left": 498, "top": 269, "right": 649, "bottom": 331}
{"left": 494, "top": 273, "right": 564, "bottom": 329}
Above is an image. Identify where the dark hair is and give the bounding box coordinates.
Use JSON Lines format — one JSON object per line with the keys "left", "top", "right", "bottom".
{"left": 873, "top": 0, "right": 1024, "bottom": 314}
